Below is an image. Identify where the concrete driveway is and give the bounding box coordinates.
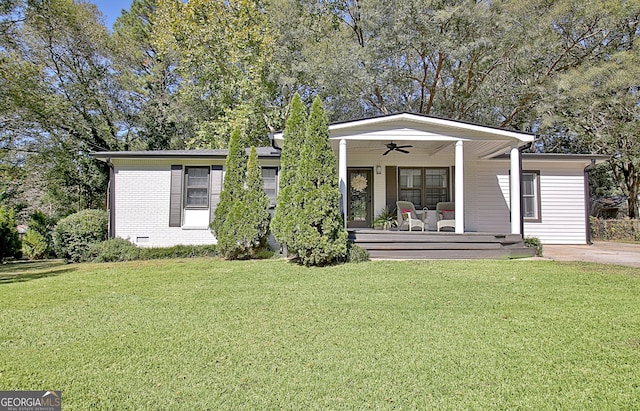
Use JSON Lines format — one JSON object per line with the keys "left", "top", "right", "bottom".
{"left": 542, "top": 242, "right": 640, "bottom": 267}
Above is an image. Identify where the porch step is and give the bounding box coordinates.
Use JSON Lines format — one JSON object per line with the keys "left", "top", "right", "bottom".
{"left": 348, "top": 230, "right": 536, "bottom": 260}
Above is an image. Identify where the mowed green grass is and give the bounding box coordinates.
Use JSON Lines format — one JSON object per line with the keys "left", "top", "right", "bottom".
{"left": 1, "top": 259, "right": 640, "bottom": 410}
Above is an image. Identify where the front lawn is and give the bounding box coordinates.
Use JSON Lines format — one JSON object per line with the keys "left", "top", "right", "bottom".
{"left": 1, "top": 259, "right": 639, "bottom": 409}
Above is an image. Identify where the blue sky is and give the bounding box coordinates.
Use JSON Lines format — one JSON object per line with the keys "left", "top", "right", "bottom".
{"left": 89, "top": 0, "right": 133, "bottom": 30}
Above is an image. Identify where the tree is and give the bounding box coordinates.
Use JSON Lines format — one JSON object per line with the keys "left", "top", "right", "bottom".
{"left": 238, "top": 146, "right": 271, "bottom": 255}
{"left": 112, "top": 0, "right": 190, "bottom": 150}
{"left": 287, "top": 97, "right": 348, "bottom": 266}
{"left": 154, "top": 0, "right": 284, "bottom": 149}
{"left": 542, "top": 46, "right": 640, "bottom": 217}
{"left": 270, "top": 92, "right": 307, "bottom": 254}
{"left": 210, "top": 128, "right": 247, "bottom": 258}
{"left": 0, "top": 204, "right": 21, "bottom": 262}
{"left": 268, "top": 0, "right": 627, "bottom": 130}
{"left": 0, "top": 0, "right": 126, "bottom": 216}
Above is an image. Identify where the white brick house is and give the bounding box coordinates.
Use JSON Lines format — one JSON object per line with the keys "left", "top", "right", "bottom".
{"left": 92, "top": 148, "right": 280, "bottom": 248}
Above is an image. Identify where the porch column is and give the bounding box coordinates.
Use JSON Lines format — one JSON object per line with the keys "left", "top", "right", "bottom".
{"left": 339, "top": 139, "right": 348, "bottom": 228}
{"left": 510, "top": 144, "right": 522, "bottom": 235}
{"left": 455, "top": 140, "right": 464, "bottom": 233}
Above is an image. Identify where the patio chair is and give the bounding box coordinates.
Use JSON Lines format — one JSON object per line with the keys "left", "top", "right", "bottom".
{"left": 396, "top": 201, "right": 427, "bottom": 231}
{"left": 436, "top": 202, "right": 456, "bottom": 232}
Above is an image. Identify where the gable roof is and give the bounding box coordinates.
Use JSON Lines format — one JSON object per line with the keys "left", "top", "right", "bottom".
{"left": 272, "top": 112, "right": 536, "bottom": 143}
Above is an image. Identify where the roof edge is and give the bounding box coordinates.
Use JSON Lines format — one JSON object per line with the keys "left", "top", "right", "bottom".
{"left": 273, "top": 112, "right": 536, "bottom": 142}
{"left": 91, "top": 147, "right": 281, "bottom": 161}
{"left": 493, "top": 153, "right": 609, "bottom": 163}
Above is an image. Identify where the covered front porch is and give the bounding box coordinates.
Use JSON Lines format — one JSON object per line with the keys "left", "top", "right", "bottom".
{"left": 273, "top": 112, "right": 539, "bottom": 257}
{"left": 325, "top": 114, "right": 535, "bottom": 236}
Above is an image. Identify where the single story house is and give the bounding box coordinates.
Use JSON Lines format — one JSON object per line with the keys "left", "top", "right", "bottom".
{"left": 92, "top": 113, "right": 606, "bottom": 252}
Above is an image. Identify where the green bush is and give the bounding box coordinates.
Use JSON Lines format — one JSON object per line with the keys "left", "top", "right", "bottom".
{"left": 52, "top": 209, "right": 108, "bottom": 262}
{"left": 0, "top": 205, "right": 21, "bottom": 262}
{"left": 211, "top": 128, "right": 249, "bottom": 259}
{"left": 22, "top": 230, "right": 49, "bottom": 260}
{"left": 89, "top": 238, "right": 141, "bottom": 262}
{"left": 23, "top": 211, "right": 55, "bottom": 260}
{"left": 89, "top": 240, "right": 218, "bottom": 263}
{"left": 347, "top": 243, "right": 370, "bottom": 263}
{"left": 230, "top": 146, "right": 271, "bottom": 259}
{"left": 139, "top": 244, "right": 218, "bottom": 260}
{"left": 287, "top": 97, "right": 348, "bottom": 266}
{"left": 271, "top": 92, "right": 307, "bottom": 251}
{"left": 524, "top": 237, "right": 543, "bottom": 257}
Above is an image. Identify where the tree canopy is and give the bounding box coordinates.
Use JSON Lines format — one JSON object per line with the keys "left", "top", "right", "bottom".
{"left": 1, "top": 0, "right": 639, "bottom": 219}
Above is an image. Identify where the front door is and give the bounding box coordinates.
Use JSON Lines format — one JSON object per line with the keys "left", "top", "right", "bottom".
{"left": 347, "top": 168, "right": 373, "bottom": 228}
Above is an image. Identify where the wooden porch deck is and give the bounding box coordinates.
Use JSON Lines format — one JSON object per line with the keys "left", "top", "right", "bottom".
{"left": 348, "top": 229, "right": 536, "bottom": 260}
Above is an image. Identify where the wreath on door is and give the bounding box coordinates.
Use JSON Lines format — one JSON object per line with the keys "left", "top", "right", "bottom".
{"left": 351, "top": 174, "right": 368, "bottom": 193}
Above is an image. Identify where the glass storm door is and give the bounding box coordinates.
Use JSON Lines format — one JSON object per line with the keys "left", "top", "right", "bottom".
{"left": 347, "top": 168, "right": 373, "bottom": 228}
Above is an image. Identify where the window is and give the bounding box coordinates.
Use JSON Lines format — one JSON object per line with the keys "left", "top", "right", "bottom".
{"left": 399, "top": 167, "right": 449, "bottom": 209}
{"left": 262, "top": 167, "right": 278, "bottom": 207}
{"left": 522, "top": 171, "right": 540, "bottom": 222}
{"left": 185, "top": 166, "right": 209, "bottom": 208}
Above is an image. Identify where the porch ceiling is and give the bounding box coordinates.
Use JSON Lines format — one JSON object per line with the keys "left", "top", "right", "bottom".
{"left": 330, "top": 139, "right": 514, "bottom": 159}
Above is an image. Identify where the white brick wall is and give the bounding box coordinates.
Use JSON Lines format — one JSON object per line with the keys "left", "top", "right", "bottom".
{"left": 114, "top": 164, "right": 216, "bottom": 247}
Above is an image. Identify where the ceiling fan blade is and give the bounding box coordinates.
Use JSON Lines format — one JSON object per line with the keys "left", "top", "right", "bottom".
{"left": 383, "top": 149, "right": 393, "bottom": 155}
{"left": 396, "top": 145, "right": 413, "bottom": 149}
{"left": 396, "top": 148, "right": 410, "bottom": 154}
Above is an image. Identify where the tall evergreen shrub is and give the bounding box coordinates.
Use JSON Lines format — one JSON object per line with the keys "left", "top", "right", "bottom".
{"left": 0, "top": 205, "right": 21, "bottom": 262}
{"left": 229, "top": 146, "right": 271, "bottom": 258}
{"left": 271, "top": 92, "right": 307, "bottom": 253}
{"left": 211, "top": 127, "right": 247, "bottom": 242}
{"left": 211, "top": 128, "right": 269, "bottom": 259}
{"left": 288, "top": 97, "right": 348, "bottom": 266}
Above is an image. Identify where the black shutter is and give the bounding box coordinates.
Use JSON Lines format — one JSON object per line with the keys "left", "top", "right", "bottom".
{"left": 209, "top": 165, "right": 223, "bottom": 223}
{"left": 386, "top": 166, "right": 398, "bottom": 211}
{"left": 169, "top": 165, "right": 183, "bottom": 227}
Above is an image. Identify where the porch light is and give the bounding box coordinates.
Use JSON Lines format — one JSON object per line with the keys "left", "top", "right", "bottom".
{"left": 376, "top": 165, "right": 382, "bottom": 174}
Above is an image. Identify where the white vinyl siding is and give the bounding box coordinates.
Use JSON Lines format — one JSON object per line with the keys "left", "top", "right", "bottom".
{"left": 525, "top": 170, "right": 587, "bottom": 244}
{"left": 465, "top": 160, "right": 511, "bottom": 234}
{"left": 466, "top": 160, "right": 588, "bottom": 244}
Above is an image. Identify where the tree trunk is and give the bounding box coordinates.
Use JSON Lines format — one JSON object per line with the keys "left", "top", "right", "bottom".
{"left": 629, "top": 195, "right": 638, "bottom": 219}
{"left": 627, "top": 171, "right": 639, "bottom": 219}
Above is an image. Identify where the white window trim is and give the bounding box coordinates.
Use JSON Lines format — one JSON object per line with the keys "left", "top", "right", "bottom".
{"left": 522, "top": 170, "right": 541, "bottom": 223}
{"left": 184, "top": 166, "right": 210, "bottom": 209}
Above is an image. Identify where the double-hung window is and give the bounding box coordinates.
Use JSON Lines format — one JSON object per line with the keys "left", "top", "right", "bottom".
{"left": 399, "top": 167, "right": 450, "bottom": 209}
{"left": 522, "top": 171, "right": 541, "bottom": 222}
{"left": 262, "top": 167, "right": 278, "bottom": 207}
{"left": 185, "top": 166, "right": 210, "bottom": 208}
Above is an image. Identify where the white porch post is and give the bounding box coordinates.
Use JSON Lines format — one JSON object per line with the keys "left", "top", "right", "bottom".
{"left": 455, "top": 140, "right": 464, "bottom": 233}
{"left": 339, "top": 139, "right": 348, "bottom": 228}
{"left": 510, "top": 144, "right": 522, "bottom": 235}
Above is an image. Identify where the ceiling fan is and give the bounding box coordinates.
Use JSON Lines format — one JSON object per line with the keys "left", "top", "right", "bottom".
{"left": 383, "top": 142, "right": 412, "bottom": 155}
